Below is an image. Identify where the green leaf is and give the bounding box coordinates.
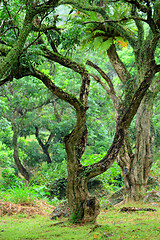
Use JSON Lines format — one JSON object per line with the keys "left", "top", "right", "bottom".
{"left": 93, "top": 36, "right": 103, "bottom": 48}
{"left": 88, "top": 12, "right": 100, "bottom": 21}
{"left": 93, "top": 30, "right": 105, "bottom": 36}
{"left": 100, "top": 38, "right": 113, "bottom": 51}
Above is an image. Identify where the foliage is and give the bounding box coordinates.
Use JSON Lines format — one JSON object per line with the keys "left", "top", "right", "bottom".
{"left": 0, "top": 180, "right": 51, "bottom": 204}
{"left": 0, "top": 168, "right": 22, "bottom": 190}
{"left": 50, "top": 142, "right": 67, "bottom": 163}
{"left": 0, "top": 0, "right": 160, "bottom": 223}
{"left": 60, "top": 24, "right": 82, "bottom": 50}
{"left": 0, "top": 141, "right": 13, "bottom": 167}
{"left": 71, "top": 6, "right": 133, "bottom": 53}
{"left": 47, "top": 177, "right": 67, "bottom": 200}
{"left": 19, "top": 138, "right": 45, "bottom": 167}
{"left": 150, "top": 158, "right": 160, "bottom": 183}
{"left": 0, "top": 130, "right": 12, "bottom": 149}
{"left": 82, "top": 154, "right": 123, "bottom": 190}
{"left": 31, "top": 161, "right": 67, "bottom": 186}
{"left": 2, "top": 186, "right": 36, "bottom": 204}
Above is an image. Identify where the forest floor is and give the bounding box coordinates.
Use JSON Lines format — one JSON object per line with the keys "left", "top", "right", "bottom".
{"left": 0, "top": 200, "right": 160, "bottom": 240}
{"left": 0, "top": 200, "right": 55, "bottom": 217}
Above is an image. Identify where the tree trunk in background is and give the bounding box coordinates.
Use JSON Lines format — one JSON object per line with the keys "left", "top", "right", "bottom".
{"left": 87, "top": 48, "right": 157, "bottom": 202}
{"left": 130, "top": 92, "right": 154, "bottom": 200}
{"left": 12, "top": 122, "right": 30, "bottom": 182}
{"left": 118, "top": 92, "right": 155, "bottom": 200}
{"left": 105, "top": 41, "right": 158, "bottom": 201}
{"left": 35, "top": 126, "right": 52, "bottom": 164}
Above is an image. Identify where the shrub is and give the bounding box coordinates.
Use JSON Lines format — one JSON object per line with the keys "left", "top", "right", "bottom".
{"left": 0, "top": 167, "right": 23, "bottom": 190}
{"left": 82, "top": 154, "right": 124, "bottom": 191}
{"left": 0, "top": 142, "right": 14, "bottom": 167}
{"left": 19, "top": 139, "right": 44, "bottom": 167}
{"left": 31, "top": 160, "right": 67, "bottom": 186}
{"left": 48, "top": 178, "right": 67, "bottom": 200}
{"left": 4, "top": 185, "right": 37, "bottom": 204}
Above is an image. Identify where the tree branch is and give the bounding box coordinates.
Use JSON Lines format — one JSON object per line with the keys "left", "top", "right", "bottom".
{"left": 3, "top": 0, "right": 19, "bottom": 37}
{"left": 31, "top": 68, "right": 82, "bottom": 111}
{"left": 42, "top": 46, "right": 90, "bottom": 107}
{"left": 22, "top": 32, "right": 43, "bottom": 53}
{"left": 59, "top": 0, "right": 106, "bottom": 16}
{"left": 89, "top": 72, "right": 119, "bottom": 111}
{"left": 107, "top": 44, "right": 132, "bottom": 85}
{"left": 124, "top": 0, "right": 158, "bottom": 34}
{"left": 124, "top": 0, "right": 149, "bottom": 13}
{"left": 0, "top": 75, "right": 12, "bottom": 86}
{"left": 89, "top": 73, "right": 110, "bottom": 94}
{"left": 83, "top": 65, "right": 156, "bottom": 179}
{"left": 86, "top": 60, "right": 116, "bottom": 95}
{"left": 53, "top": 100, "right": 61, "bottom": 123}
{"left": 0, "top": 0, "right": 59, "bottom": 80}
{"left": 0, "top": 26, "right": 20, "bottom": 37}
{"left": 42, "top": 46, "right": 85, "bottom": 75}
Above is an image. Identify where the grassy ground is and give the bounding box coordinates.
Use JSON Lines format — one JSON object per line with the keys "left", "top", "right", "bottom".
{"left": 0, "top": 202, "right": 160, "bottom": 240}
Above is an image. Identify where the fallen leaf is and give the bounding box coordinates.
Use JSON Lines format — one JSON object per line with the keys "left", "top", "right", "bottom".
{"left": 94, "top": 234, "right": 99, "bottom": 239}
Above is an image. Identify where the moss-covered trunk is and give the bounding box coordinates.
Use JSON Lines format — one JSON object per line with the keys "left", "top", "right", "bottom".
{"left": 64, "top": 107, "right": 100, "bottom": 223}
{"left": 129, "top": 93, "right": 154, "bottom": 200}
{"left": 66, "top": 166, "right": 100, "bottom": 223}
{"left": 118, "top": 92, "right": 155, "bottom": 200}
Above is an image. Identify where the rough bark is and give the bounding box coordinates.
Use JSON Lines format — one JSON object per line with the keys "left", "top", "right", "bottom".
{"left": 118, "top": 92, "right": 156, "bottom": 201}
{"left": 64, "top": 110, "right": 100, "bottom": 223}
{"left": 31, "top": 52, "right": 100, "bottom": 222}
{"left": 129, "top": 93, "right": 154, "bottom": 200}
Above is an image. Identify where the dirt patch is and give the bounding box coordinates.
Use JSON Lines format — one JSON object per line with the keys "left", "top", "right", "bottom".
{"left": 0, "top": 200, "right": 55, "bottom": 217}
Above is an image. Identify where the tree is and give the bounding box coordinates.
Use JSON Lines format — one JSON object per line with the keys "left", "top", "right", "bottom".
{"left": 63, "top": 0, "right": 160, "bottom": 201}
{"left": 34, "top": 98, "right": 74, "bottom": 164}
{"left": 0, "top": 78, "right": 51, "bottom": 181}
{"left": 0, "top": 0, "right": 159, "bottom": 222}
{"left": 0, "top": 0, "right": 60, "bottom": 80}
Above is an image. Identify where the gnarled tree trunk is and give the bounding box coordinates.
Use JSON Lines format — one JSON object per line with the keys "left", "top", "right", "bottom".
{"left": 18, "top": 24, "right": 157, "bottom": 222}
{"left": 118, "top": 91, "right": 155, "bottom": 200}
{"left": 66, "top": 163, "right": 100, "bottom": 223}
{"left": 128, "top": 93, "right": 154, "bottom": 200}
{"left": 65, "top": 118, "right": 100, "bottom": 223}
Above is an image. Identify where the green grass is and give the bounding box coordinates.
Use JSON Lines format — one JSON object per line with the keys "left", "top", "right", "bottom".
{"left": 0, "top": 203, "right": 160, "bottom": 240}
{"left": 1, "top": 186, "right": 38, "bottom": 204}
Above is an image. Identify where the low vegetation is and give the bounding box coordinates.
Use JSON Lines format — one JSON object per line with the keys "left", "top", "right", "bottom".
{"left": 0, "top": 201, "right": 160, "bottom": 240}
